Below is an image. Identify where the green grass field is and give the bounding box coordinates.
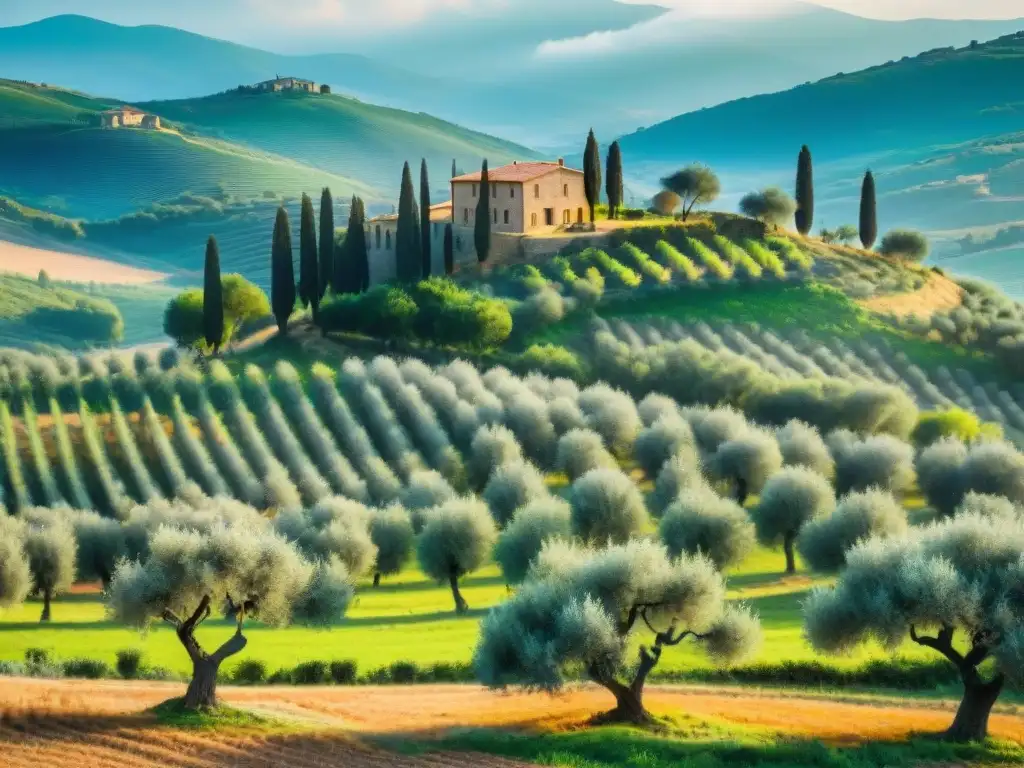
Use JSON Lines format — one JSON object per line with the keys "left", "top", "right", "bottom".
{"left": 0, "top": 545, "right": 935, "bottom": 681}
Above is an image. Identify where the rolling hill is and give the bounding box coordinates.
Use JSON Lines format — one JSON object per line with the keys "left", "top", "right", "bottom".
{"left": 140, "top": 90, "right": 540, "bottom": 195}
{"left": 4, "top": 11, "right": 1024, "bottom": 144}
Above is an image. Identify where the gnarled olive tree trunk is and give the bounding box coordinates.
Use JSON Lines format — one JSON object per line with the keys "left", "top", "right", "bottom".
{"left": 163, "top": 595, "right": 249, "bottom": 710}
{"left": 449, "top": 569, "right": 468, "bottom": 614}
{"left": 911, "top": 624, "right": 1003, "bottom": 742}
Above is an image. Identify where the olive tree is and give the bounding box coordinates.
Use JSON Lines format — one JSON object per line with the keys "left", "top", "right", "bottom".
{"left": 660, "top": 485, "right": 755, "bottom": 570}
{"left": 273, "top": 498, "right": 378, "bottom": 579}
{"left": 493, "top": 498, "right": 572, "bottom": 584}
{"left": 21, "top": 509, "right": 77, "bottom": 622}
{"left": 751, "top": 467, "right": 835, "bottom": 573}
{"left": 475, "top": 539, "right": 761, "bottom": 723}
{"left": 417, "top": 497, "right": 497, "bottom": 613}
{"left": 660, "top": 165, "right": 721, "bottom": 221}
{"left": 72, "top": 509, "right": 128, "bottom": 587}
{"left": 467, "top": 425, "right": 523, "bottom": 491}
{"left": 831, "top": 434, "right": 914, "bottom": 495}
{"left": 710, "top": 428, "right": 783, "bottom": 504}
{"left": 368, "top": 504, "right": 414, "bottom": 587}
{"left": 400, "top": 470, "right": 456, "bottom": 532}
{"left": 879, "top": 229, "right": 930, "bottom": 261}
{"left": 739, "top": 188, "right": 797, "bottom": 228}
{"left": 0, "top": 517, "right": 30, "bottom": 610}
{"left": 960, "top": 440, "right": 1024, "bottom": 506}
{"left": 634, "top": 415, "right": 695, "bottom": 479}
{"left": 570, "top": 468, "right": 650, "bottom": 544}
{"left": 797, "top": 489, "right": 907, "bottom": 572}
{"left": 108, "top": 520, "right": 353, "bottom": 709}
{"left": 482, "top": 460, "right": 549, "bottom": 527}
{"left": 776, "top": 420, "right": 833, "bottom": 477}
{"left": 651, "top": 448, "right": 704, "bottom": 515}
{"left": 579, "top": 384, "right": 642, "bottom": 458}
{"left": 805, "top": 513, "right": 1024, "bottom": 741}
{"left": 916, "top": 437, "right": 969, "bottom": 516}
{"left": 556, "top": 428, "right": 617, "bottom": 482}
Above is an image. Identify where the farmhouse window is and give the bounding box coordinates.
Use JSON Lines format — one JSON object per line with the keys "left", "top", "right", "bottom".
{"left": 534, "top": 184, "right": 540, "bottom": 198}
{"left": 464, "top": 208, "right": 469, "bottom": 223}
{"left": 531, "top": 213, "right": 537, "bottom": 227}
{"left": 492, "top": 185, "right": 497, "bottom": 199}
{"left": 563, "top": 184, "right": 569, "bottom": 197}
{"left": 493, "top": 208, "right": 497, "bottom": 223}
{"left": 472, "top": 184, "right": 477, "bottom": 197}
{"left": 504, "top": 210, "right": 509, "bottom": 224}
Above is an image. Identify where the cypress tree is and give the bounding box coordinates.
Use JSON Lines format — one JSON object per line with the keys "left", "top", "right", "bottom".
{"left": 583, "top": 129, "right": 602, "bottom": 224}
{"left": 336, "top": 195, "right": 358, "bottom": 294}
{"left": 396, "top": 162, "right": 421, "bottom": 282}
{"left": 356, "top": 198, "right": 370, "bottom": 291}
{"left": 452, "top": 159, "right": 458, "bottom": 180}
{"left": 319, "top": 187, "right": 334, "bottom": 297}
{"left": 443, "top": 223, "right": 454, "bottom": 276}
{"left": 202, "top": 235, "right": 224, "bottom": 354}
{"left": 605, "top": 141, "right": 624, "bottom": 220}
{"left": 795, "top": 145, "right": 814, "bottom": 235}
{"left": 474, "top": 159, "right": 491, "bottom": 264}
{"left": 298, "top": 193, "right": 320, "bottom": 321}
{"left": 859, "top": 170, "right": 878, "bottom": 249}
{"left": 271, "top": 206, "right": 295, "bottom": 335}
{"left": 420, "top": 159, "right": 432, "bottom": 278}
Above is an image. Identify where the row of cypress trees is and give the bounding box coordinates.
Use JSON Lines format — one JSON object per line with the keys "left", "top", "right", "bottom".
{"left": 397, "top": 159, "right": 456, "bottom": 277}
{"left": 582, "top": 130, "right": 625, "bottom": 222}
{"left": 268, "top": 189, "right": 373, "bottom": 335}
{"left": 793, "top": 145, "right": 877, "bottom": 249}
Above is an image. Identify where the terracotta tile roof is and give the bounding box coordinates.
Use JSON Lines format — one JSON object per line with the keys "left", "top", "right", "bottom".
{"left": 452, "top": 161, "right": 581, "bottom": 184}
{"left": 368, "top": 201, "right": 452, "bottom": 225}
{"left": 104, "top": 105, "right": 144, "bottom": 114}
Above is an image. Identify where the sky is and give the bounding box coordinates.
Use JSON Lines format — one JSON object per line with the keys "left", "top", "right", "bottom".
{"left": 2, "top": 0, "right": 1022, "bottom": 44}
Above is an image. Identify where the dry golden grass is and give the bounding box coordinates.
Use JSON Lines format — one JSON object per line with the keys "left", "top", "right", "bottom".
{"left": 0, "top": 241, "right": 167, "bottom": 285}
{"left": 860, "top": 272, "right": 963, "bottom": 319}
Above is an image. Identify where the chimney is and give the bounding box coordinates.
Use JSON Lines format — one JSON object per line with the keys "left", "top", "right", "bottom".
{"left": 557, "top": 158, "right": 565, "bottom": 167}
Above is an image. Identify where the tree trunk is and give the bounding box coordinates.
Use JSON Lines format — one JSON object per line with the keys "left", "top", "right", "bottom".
{"left": 183, "top": 657, "right": 221, "bottom": 710}
{"left": 373, "top": 572, "right": 382, "bottom": 588}
{"left": 735, "top": 477, "right": 748, "bottom": 507}
{"left": 946, "top": 676, "right": 1003, "bottom": 742}
{"left": 40, "top": 589, "right": 52, "bottom": 622}
{"left": 783, "top": 533, "right": 796, "bottom": 574}
{"left": 449, "top": 570, "right": 468, "bottom": 614}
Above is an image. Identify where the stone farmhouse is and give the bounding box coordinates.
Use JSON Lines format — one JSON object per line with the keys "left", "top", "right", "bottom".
{"left": 364, "top": 159, "right": 596, "bottom": 283}
{"left": 451, "top": 159, "right": 587, "bottom": 234}
{"left": 100, "top": 106, "right": 160, "bottom": 129}
{"left": 256, "top": 77, "right": 318, "bottom": 93}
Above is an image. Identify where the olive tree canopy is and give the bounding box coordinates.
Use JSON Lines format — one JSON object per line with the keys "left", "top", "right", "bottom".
{"left": 0, "top": 517, "right": 30, "bottom": 611}
{"left": 739, "top": 188, "right": 797, "bottom": 227}
{"left": 752, "top": 467, "right": 835, "bottom": 573}
{"left": 660, "top": 484, "right": 756, "bottom": 571}
{"left": 569, "top": 468, "right": 649, "bottom": 544}
{"left": 108, "top": 519, "right": 353, "bottom": 710}
{"left": 475, "top": 539, "right": 761, "bottom": 723}
{"left": 417, "top": 497, "right": 497, "bottom": 613}
{"left": 879, "top": 229, "right": 930, "bottom": 262}
{"left": 494, "top": 498, "right": 572, "bottom": 585}
{"left": 805, "top": 512, "right": 1024, "bottom": 741}
{"left": 660, "top": 165, "right": 721, "bottom": 221}
{"left": 797, "top": 488, "right": 907, "bottom": 572}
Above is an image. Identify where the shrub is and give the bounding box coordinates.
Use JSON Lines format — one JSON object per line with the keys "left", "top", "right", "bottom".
{"left": 62, "top": 658, "right": 112, "bottom": 679}
{"left": 330, "top": 660, "right": 358, "bottom": 684}
{"left": 320, "top": 285, "right": 418, "bottom": 340}
{"left": 660, "top": 485, "right": 756, "bottom": 570}
{"left": 515, "top": 344, "right": 586, "bottom": 380}
{"left": 369, "top": 504, "right": 415, "bottom": 584}
{"left": 292, "top": 660, "right": 330, "bottom": 684}
{"left": 411, "top": 278, "right": 512, "bottom": 350}
{"left": 831, "top": 434, "right": 915, "bottom": 495}
{"left": 569, "top": 468, "right": 649, "bottom": 544}
{"left": 555, "top": 428, "right": 618, "bottom": 482}
{"left": 739, "top": 187, "right": 796, "bottom": 227}
{"left": 494, "top": 498, "right": 573, "bottom": 585}
{"left": 514, "top": 288, "right": 566, "bottom": 333}
{"left": 685, "top": 237, "right": 733, "bottom": 280}
{"left": 797, "top": 489, "right": 908, "bottom": 572}
{"left": 655, "top": 241, "right": 702, "bottom": 282}
{"left": 232, "top": 659, "right": 268, "bottom": 684}
{"left": 913, "top": 408, "right": 985, "bottom": 447}
{"left": 752, "top": 467, "right": 836, "bottom": 573}
{"left": 879, "top": 229, "right": 929, "bottom": 261}
{"left": 116, "top": 648, "right": 144, "bottom": 679}
{"left": 634, "top": 415, "right": 696, "bottom": 478}
{"left": 389, "top": 661, "right": 418, "bottom": 684}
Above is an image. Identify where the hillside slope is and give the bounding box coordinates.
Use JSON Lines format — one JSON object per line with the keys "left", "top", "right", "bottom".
{"left": 618, "top": 31, "right": 1024, "bottom": 168}
{"left": 141, "top": 90, "right": 539, "bottom": 193}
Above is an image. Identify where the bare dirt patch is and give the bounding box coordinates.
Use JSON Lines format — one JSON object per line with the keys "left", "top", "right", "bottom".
{"left": 3, "top": 678, "right": 1024, "bottom": 747}
{"left": 0, "top": 240, "right": 167, "bottom": 285}
{"left": 860, "top": 272, "right": 963, "bottom": 319}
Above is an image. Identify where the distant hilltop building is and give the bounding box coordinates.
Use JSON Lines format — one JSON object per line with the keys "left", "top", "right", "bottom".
{"left": 256, "top": 76, "right": 318, "bottom": 93}
{"left": 100, "top": 106, "right": 161, "bottom": 129}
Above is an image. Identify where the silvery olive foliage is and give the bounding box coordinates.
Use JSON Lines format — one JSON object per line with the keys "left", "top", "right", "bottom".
{"left": 368, "top": 504, "right": 415, "bottom": 580}
{"left": 569, "top": 468, "right": 650, "bottom": 545}
{"left": 493, "top": 498, "right": 573, "bottom": 585}
{"left": 804, "top": 512, "right": 1024, "bottom": 740}
{"left": 416, "top": 497, "right": 498, "bottom": 585}
{"left": 916, "top": 437, "right": 970, "bottom": 516}
{"left": 651, "top": 448, "right": 704, "bottom": 515}
{"left": 0, "top": 516, "right": 30, "bottom": 610}
{"left": 474, "top": 538, "right": 761, "bottom": 718}
{"left": 555, "top": 428, "right": 618, "bottom": 483}
{"left": 776, "top": 420, "right": 834, "bottom": 477}
{"left": 797, "top": 489, "right": 908, "bottom": 572}
{"left": 660, "top": 485, "right": 756, "bottom": 570}
{"left": 578, "top": 383, "right": 642, "bottom": 458}
{"left": 634, "top": 415, "right": 696, "bottom": 479}
{"left": 273, "top": 497, "right": 378, "bottom": 579}
{"left": 482, "top": 460, "right": 550, "bottom": 527}
{"left": 709, "top": 428, "right": 783, "bottom": 501}
{"left": 752, "top": 467, "right": 836, "bottom": 572}
{"left": 831, "top": 433, "right": 915, "bottom": 495}
{"left": 401, "top": 470, "right": 457, "bottom": 532}
{"left": 468, "top": 425, "right": 523, "bottom": 491}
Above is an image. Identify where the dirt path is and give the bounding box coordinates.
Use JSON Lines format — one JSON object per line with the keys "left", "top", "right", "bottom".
{"left": 860, "top": 272, "right": 962, "bottom": 319}
{"left": 0, "top": 240, "right": 168, "bottom": 285}
{"left": 3, "top": 678, "right": 1024, "bottom": 745}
